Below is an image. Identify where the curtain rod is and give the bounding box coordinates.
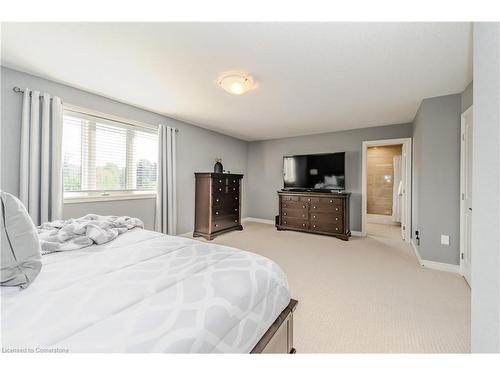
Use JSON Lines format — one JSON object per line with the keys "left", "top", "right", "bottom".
{"left": 12, "top": 86, "right": 178, "bottom": 133}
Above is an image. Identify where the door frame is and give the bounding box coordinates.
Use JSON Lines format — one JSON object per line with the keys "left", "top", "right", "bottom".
{"left": 460, "top": 105, "right": 473, "bottom": 281}
{"left": 361, "top": 138, "right": 412, "bottom": 241}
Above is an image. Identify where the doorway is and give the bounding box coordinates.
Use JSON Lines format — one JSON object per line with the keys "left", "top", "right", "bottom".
{"left": 362, "top": 138, "right": 412, "bottom": 242}
{"left": 460, "top": 106, "right": 473, "bottom": 286}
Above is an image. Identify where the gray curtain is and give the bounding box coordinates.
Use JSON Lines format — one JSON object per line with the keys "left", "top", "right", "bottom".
{"left": 19, "top": 89, "right": 63, "bottom": 226}
{"left": 155, "top": 124, "right": 177, "bottom": 234}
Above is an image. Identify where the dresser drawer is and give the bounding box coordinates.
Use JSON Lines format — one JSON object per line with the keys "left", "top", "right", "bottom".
{"left": 213, "top": 193, "right": 239, "bottom": 206}
{"left": 310, "top": 202, "right": 343, "bottom": 213}
{"left": 213, "top": 177, "right": 226, "bottom": 186}
{"left": 319, "top": 197, "right": 343, "bottom": 206}
{"left": 228, "top": 177, "right": 240, "bottom": 186}
{"left": 281, "top": 217, "right": 308, "bottom": 230}
{"left": 281, "top": 195, "right": 300, "bottom": 202}
{"left": 310, "top": 212, "right": 343, "bottom": 223}
{"left": 281, "top": 201, "right": 308, "bottom": 210}
{"left": 213, "top": 204, "right": 239, "bottom": 216}
{"left": 300, "top": 196, "right": 320, "bottom": 203}
{"left": 282, "top": 208, "right": 308, "bottom": 219}
{"left": 213, "top": 214, "right": 240, "bottom": 231}
{"left": 310, "top": 221, "right": 343, "bottom": 233}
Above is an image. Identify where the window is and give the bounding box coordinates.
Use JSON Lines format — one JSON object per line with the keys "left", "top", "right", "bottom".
{"left": 62, "top": 109, "right": 158, "bottom": 201}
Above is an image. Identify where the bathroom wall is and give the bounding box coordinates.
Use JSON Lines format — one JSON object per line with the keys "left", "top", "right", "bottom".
{"left": 367, "top": 145, "right": 402, "bottom": 216}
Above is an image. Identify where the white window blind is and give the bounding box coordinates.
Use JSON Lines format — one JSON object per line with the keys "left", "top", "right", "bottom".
{"left": 62, "top": 110, "right": 158, "bottom": 198}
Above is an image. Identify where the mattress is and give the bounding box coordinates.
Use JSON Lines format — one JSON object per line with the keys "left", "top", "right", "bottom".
{"left": 1, "top": 229, "right": 290, "bottom": 353}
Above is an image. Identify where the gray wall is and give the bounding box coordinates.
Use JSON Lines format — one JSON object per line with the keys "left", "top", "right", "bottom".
{"left": 0, "top": 67, "right": 248, "bottom": 234}
{"left": 471, "top": 22, "right": 500, "bottom": 353}
{"left": 246, "top": 123, "right": 413, "bottom": 231}
{"left": 412, "top": 94, "right": 462, "bottom": 265}
{"left": 461, "top": 81, "right": 473, "bottom": 112}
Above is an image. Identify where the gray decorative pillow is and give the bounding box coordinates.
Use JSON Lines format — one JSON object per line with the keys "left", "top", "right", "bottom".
{"left": 1, "top": 191, "right": 42, "bottom": 289}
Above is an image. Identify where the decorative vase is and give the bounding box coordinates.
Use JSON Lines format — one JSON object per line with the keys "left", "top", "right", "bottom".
{"left": 214, "top": 158, "right": 223, "bottom": 173}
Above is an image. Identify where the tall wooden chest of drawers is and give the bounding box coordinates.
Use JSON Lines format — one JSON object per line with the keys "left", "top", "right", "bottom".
{"left": 276, "top": 191, "right": 351, "bottom": 241}
{"left": 193, "top": 173, "right": 243, "bottom": 240}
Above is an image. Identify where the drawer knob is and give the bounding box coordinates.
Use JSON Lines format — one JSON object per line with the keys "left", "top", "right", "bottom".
{"left": 215, "top": 224, "right": 219, "bottom": 227}
{"left": 336, "top": 228, "right": 339, "bottom": 231}
{"left": 233, "top": 187, "right": 236, "bottom": 191}
{"left": 284, "top": 213, "right": 287, "bottom": 216}
{"left": 330, "top": 200, "right": 333, "bottom": 203}
{"left": 216, "top": 199, "right": 219, "bottom": 202}
{"left": 219, "top": 188, "right": 222, "bottom": 191}
{"left": 284, "top": 221, "right": 287, "bottom": 224}
{"left": 219, "top": 179, "right": 222, "bottom": 183}
{"left": 308, "top": 198, "right": 311, "bottom": 201}
{"left": 234, "top": 220, "right": 238, "bottom": 223}
{"left": 215, "top": 211, "right": 219, "bottom": 215}
{"left": 313, "top": 224, "right": 316, "bottom": 228}
{"left": 284, "top": 204, "right": 287, "bottom": 207}
{"left": 313, "top": 215, "right": 316, "bottom": 219}
{"left": 302, "top": 223, "right": 306, "bottom": 227}
{"left": 313, "top": 206, "right": 316, "bottom": 209}
{"left": 335, "top": 217, "right": 338, "bottom": 221}
{"left": 234, "top": 208, "right": 238, "bottom": 211}
{"left": 233, "top": 180, "right": 236, "bottom": 183}
{"left": 302, "top": 205, "right": 306, "bottom": 208}
{"left": 336, "top": 208, "right": 339, "bottom": 211}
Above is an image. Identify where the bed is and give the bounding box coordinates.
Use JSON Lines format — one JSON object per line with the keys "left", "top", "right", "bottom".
{"left": 1, "top": 228, "right": 296, "bottom": 353}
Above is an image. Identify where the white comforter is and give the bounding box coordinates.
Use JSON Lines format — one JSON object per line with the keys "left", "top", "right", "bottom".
{"left": 37, "top": 214, "right": 144, "bottom": 253}
{"left": 1, "top": 229, "right": 290, "bottom": 353}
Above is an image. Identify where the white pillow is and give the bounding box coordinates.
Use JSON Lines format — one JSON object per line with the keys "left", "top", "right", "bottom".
{"left": 1, "top": 191, "right": 42, "bottom": 289}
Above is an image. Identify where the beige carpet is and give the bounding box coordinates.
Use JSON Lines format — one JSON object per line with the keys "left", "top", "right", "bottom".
{"left": 185, "top": 220, "right": 470, "bottom": 353}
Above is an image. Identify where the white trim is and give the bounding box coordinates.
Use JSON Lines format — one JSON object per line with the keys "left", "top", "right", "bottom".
{"left": 63, "top": 103, "right": 160, "bottom": 131}
{"left": 361, "top": 138, "right": 412, "bottom": 242}
{"left": 411, "top": 239, "right": 460, "bottom": 273}
{"left": 178, "top": 231, "right": 194, "bottom": 237}
{"left": 351, "top": 230, "right": 363, "bottom": 237}
{"left": 64, "top": 192, "right": 156, "bottom": 204}
{"left": 242, "top": 217, "right": 275, "bottom": 225}
{"left": 421, "top": 260, "right": 461, "bottom": 274}
{"left": 459, "top": 105, "right": 473, "bottom": 281}
{"left": 411, "top": 239, "right": 423, "bottom": 264}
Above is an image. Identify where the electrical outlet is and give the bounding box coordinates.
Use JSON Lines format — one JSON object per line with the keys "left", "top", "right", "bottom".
{"left": 441, "top": 235, "right": 450, "bottom": 246}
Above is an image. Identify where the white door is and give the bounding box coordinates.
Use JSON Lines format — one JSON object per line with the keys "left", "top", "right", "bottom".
{"left": 400, "top": 144, "right": 407, "bottom": 241}
{"left": 460, "top": 107, "right": 473, "bottom": 286}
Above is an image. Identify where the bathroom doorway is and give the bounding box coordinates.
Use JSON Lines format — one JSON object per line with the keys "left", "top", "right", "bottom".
{"left": 362, "top": 138, "right": 412, "bottom": 241}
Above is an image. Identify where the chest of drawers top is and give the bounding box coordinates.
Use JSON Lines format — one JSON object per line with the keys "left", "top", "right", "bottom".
{"left": 194, "top": 173, "right": 244, "bottom": 179}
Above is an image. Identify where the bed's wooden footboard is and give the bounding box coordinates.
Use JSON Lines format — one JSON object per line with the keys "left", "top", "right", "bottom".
{"left": 251, "top": 299, "right": 298, "bottom": 354}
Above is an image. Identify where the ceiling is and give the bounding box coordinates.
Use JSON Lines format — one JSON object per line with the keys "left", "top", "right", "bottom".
{"left": 1, "top": 22, "right": 472, "bottom": 141}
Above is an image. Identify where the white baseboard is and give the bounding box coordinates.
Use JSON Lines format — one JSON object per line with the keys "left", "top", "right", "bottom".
{"left": 242, "top": 217, "right": 275, "bottom": 225}
{"left": 178, "top": 231, "right": 193, "bottom": 237}
{"left": 411, "top": 239, "right": 460, "bottom": 274}
{"left": 420, "top": 259, "right": 460, "bottom": 273}
{"left": 351, "top": 231, "right": 364, "bottom": 237}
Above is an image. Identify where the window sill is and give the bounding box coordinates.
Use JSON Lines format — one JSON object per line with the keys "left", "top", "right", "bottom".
{"left": 64, "top": 193, "right": 157, "bottom": 204}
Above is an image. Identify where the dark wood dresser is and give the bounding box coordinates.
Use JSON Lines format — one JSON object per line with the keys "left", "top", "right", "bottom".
{"left": 276, "top": 191, "right": 351, "bottom": 240}
{"left": 194, "top": 173, "right": 243, "bottom": 240}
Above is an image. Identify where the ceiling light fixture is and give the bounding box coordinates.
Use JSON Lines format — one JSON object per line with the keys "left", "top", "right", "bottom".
{"left": 218, "top": 71, "right": 255, "bottom": 95}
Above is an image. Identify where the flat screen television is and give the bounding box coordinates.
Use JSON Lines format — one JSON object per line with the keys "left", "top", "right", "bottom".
{"left": 283, "top": 152, "right": 345, "bottom": 191}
